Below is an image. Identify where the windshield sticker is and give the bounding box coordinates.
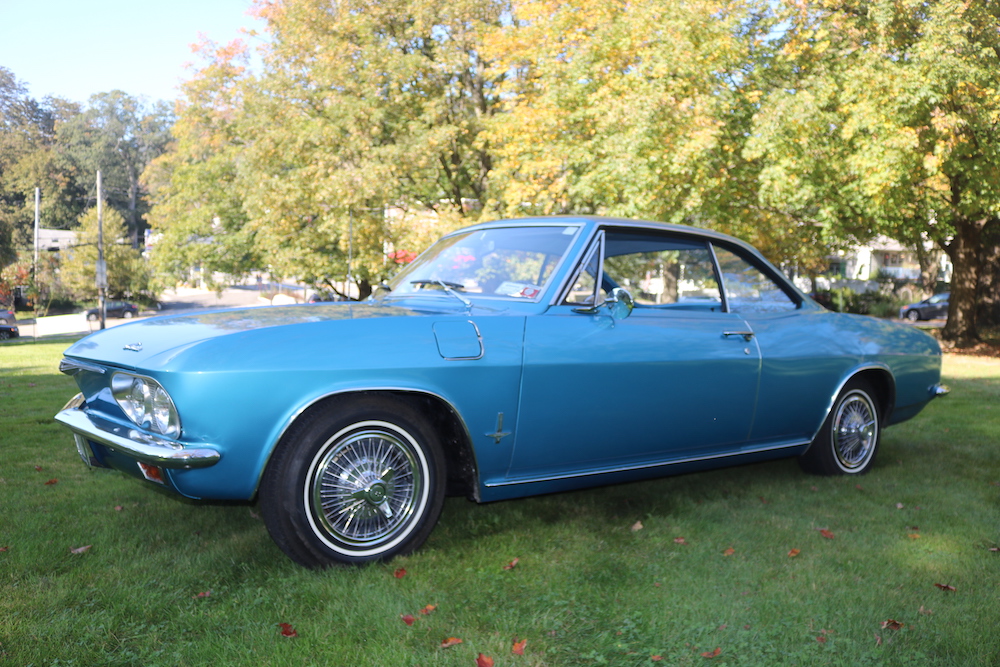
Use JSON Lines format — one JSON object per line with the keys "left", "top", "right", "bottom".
{"left": 496, "top": 282, "right": 541, "bottom": 299}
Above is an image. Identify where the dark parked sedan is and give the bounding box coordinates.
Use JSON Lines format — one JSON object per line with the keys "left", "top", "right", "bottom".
{"left": 86, "top": 301, "right": 138, "bottom": 321}
{"left": 0, "top": 323, "right": 19, "bottom": 340}
{"left": 0, "top": 309, "right": 15, "bottom": 325}
{"left": 900, "top": 292, "right": 949, "bottom": 321}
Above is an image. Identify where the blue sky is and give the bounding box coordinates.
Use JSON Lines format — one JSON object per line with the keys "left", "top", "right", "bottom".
{"left": 0, "top": 0, "right": 263, "bottom": 105}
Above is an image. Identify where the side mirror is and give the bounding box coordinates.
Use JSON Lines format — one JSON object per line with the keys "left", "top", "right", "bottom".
{"left": 606, "top": 287, "right": 634, "bottom": 320}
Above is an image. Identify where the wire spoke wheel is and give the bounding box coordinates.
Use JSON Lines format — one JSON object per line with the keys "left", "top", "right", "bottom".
{"left": 308, "top": 424, "right": 423, "bottom": 550}
{"left": 260, "top": 397, "right": 445, "bottom": 567}
{"left": 832, "top": 392, "right": 878, "bottom": 470}
{"left": 799, "top": 378, "right": 882, "bottom": 476}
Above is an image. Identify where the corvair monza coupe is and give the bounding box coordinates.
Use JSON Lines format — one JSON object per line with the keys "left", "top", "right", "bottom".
{"left": 56, "top": 216, "right": 948, "bottom": 568}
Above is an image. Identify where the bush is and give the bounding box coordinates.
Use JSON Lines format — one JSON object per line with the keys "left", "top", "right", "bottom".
{"left": 813, "top": 287, "right": 905, "bottom": 317}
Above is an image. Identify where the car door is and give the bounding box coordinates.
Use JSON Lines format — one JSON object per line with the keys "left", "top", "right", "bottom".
{"left": 507, "top": 229, "right": 762, "bottom": 480}
{"left": 710, "top": 243, "right": 847, "bottom": 444}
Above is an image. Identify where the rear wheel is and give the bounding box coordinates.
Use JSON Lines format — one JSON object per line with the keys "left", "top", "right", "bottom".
{"left": 259, "top": 396, "right": 446, "bottom": 567}
{"left": 799, "top": 378, "right": 881, "bottom": 475}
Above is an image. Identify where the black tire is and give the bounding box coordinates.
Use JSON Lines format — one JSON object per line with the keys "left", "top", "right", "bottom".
{"left": 87, "top": 313, "right": 98, "bottom": 321}
{"left": 905, "top": 310, "right": 920, "bottom": 322}
{"left": 123, "top": 311, "right": 134, "bottom": 319}
{"left": 259, "top": 396, "right": 446, "bottom": 568}
{"left": 0, "top": 330, "right": 9, "bottom": 340}
{"left": 799, "top": 378, "right": 882, "bottom": 475}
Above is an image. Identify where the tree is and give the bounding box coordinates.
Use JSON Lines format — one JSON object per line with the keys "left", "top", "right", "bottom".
{"left": 59, "top": 91, "right": 174, "bottom": 248}
{"left": 239, "top": 0, "right": 509, "bottom": 296}
{"left": 0, "top": 68, "right": 85, "bottom": 265}
{"left": 143, "top": 37, "right": 261, "bottom": 285}
{"left": 481, "top": 1, "right": 791, "bottom": 251}
{"left": 746, "top": 0, "right": 1000, "bottom": 345}
{"left": 59, "top": 204, "right": 153, "bottom": 301}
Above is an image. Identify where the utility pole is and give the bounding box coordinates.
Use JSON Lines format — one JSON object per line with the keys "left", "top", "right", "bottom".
{"left": 96, "top": 172, "right": 107, "bottom": 330}
{"left": 33, "top": 188, "right": 39, "bottom": 276}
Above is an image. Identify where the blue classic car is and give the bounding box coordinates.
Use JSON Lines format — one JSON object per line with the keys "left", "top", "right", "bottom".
{"left": 56, "top": 217, "right": 948, "bottom": 567}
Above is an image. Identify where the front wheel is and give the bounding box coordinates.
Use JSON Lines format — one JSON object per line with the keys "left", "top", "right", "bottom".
{"left": 259, "top": 396, "right": 446, "bottom": 568}
{"left": 799, "top": 379, "right": 881, "bottom": 475}
{"left": 905, "top": 310, "right": 920, "bottom": 322}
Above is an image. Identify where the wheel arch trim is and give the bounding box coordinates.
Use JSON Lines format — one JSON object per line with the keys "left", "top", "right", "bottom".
{"left": 810, "top": 363, "right": 896, "bottom": 444}
{"left": 254, "top": 387, "right": 480, "bottom": 500}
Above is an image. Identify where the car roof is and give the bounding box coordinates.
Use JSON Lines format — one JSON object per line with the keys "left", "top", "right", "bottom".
{"left": 449, "top": 215, "right": 766, "bottom": 260}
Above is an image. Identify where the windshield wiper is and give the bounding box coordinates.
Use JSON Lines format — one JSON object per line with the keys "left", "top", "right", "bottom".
{"left": 409, "top": 279, "right": 471, "bottom": 309}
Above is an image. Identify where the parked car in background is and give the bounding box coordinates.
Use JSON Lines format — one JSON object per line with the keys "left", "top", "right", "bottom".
{"left": 0, "top": 309, "right": 15, "bottom": 325}
{"left": 85, "top": 301, "right": 138, "bottom": 321}
{"left": 899, "top": 292, "right": 949, "bottom": 321}
{"left": 55, "top": 216, "right": 948, "bottom": 568}
{"left": 307, "top": 291, "right": 345, "bottom": 303}
{"left": 0, "top": 323, "right": 18, "bottom": 339}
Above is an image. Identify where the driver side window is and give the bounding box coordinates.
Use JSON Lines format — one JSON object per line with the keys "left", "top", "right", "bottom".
{"left": 562, "top": 230, "right": 722, "bottom": 309}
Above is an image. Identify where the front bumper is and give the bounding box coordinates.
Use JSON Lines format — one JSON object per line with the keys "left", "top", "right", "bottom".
{"left": 55, "top": 394, "right": 221, "bottom": 469}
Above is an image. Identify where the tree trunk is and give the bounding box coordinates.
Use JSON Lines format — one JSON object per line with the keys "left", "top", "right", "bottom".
{"left": 941, "top": 216, "right": 985, "bottom": 346}
{"left": 912, "top": 237, "right": 939, "bottom": 298}
{"left": 976, "top": 217, "right": 1000, "bottom": 328}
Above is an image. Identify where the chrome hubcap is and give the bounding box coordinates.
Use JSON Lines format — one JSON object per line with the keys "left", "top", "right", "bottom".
{"left": 309, "top": 426, "right": 422, "bottom": 548}
{"left": 833, "top": 392, "right": 877, "bottom": 470}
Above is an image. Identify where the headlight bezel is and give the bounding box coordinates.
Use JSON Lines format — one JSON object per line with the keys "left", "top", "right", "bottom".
{"left": 110, "top": 373, "right": 181, "bottom": 438}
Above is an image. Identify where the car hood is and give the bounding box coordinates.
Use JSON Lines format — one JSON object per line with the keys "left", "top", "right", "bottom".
{"left": 62, "top": 301, "right": 493, "bottom": 370}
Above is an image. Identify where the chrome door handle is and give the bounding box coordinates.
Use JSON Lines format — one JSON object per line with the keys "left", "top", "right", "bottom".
{"left": 723, "top": 331, "right": 755, "bottom": 342}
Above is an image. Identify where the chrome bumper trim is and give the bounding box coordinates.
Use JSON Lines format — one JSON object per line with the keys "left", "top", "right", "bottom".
{"left": 54, "top": 407, "right": 221, "bottom": 469}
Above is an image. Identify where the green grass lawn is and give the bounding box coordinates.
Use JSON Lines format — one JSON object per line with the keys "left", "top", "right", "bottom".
{"left": 1, "top": 340, "right": 998, "bottom": 666}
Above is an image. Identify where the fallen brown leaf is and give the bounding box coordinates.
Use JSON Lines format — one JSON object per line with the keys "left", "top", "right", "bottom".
{"left": 881, "top": 619, "right": 904, "bottom": 630}
{"left": 701, "top": 647, "right": 721, "bottom": 658}
{"left": 512, "top": 638, "right": 527, "bottom": 655}
{"left": 819, "top": 529, "right": 835, "bottom": 539}
{"left": 934, "top": 583, "right": 956, "bottom": 592}
{"left": 788, "top": 548, "right": 801, "bottom": 557}
{"left": 394, "top": 567, "right": 407, "bottom": 579}
{"left": 631, "top": 520, "right": 644, "bottom": 532}
{"left": 723, "top": 547, "right": 735, "bottom": 556}
{"left": 503, "top": 557, "right": 520, "bottom": 570}
{"left": 401, "top": 614, "right": 415, "bottom": 626}
{"left": 70, "top": 545, "right": 92, "bottom": 554}
{"left": 476, "top": 654, "right": 494, "bottom": 667}
{"left": 440, "top": 637, "right": 463, "bottom": 649}
{"left": 278, "top": 622, "right": 298, "bottom": 638}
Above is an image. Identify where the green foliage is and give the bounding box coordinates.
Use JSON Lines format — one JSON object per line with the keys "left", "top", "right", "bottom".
{"left": 0, "top": 68, "right": 85, "bottom": 265}
{"left": 749, "top": 0, "right": 1000, "bottom": 343}
{"left": 819, "top": 287, "right": 905, "bottom": 318}
{"left": 57, "top": 91, "right": 174, "bottom": 246}
{"left": 2, "top": 344, "right": 999, "bottom": 665}
{"left": 58, "top": 205, "right": 154, "bottom": 302}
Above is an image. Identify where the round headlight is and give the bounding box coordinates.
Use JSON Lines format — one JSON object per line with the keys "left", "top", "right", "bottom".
{"left": 111, "top": 373, "right": 181, "bottom": 438}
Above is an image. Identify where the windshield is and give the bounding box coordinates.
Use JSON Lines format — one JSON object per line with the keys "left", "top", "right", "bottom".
{"left": 387, "top": 225, "right": 580, "bottom": 301}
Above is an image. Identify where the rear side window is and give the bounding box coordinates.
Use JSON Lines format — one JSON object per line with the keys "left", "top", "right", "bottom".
{"left": 713, "top": 246, "right": 798, "bottom": 314}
